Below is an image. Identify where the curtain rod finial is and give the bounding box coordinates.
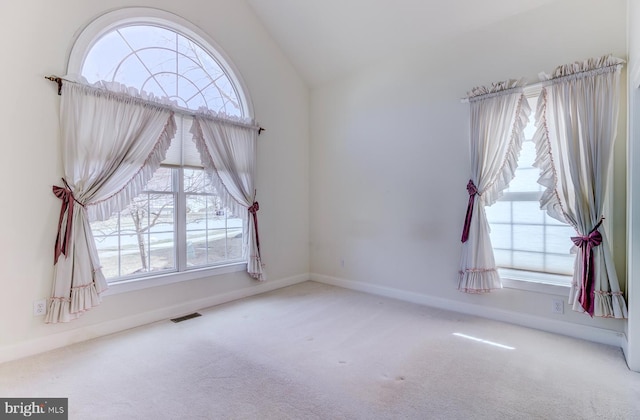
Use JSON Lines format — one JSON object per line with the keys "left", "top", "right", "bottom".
{"left": 45, "top": 75, "right": 62, "bottom": 95}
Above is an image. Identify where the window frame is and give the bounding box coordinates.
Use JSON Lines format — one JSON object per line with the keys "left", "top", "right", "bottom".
{"left": 488, "top": 86, "right": 573, "bottom": 292}
{"left": 67, "top": 7, "right": 253, "bottom": 117}
{"left": 69, "top": 8, "right": 253, "bottom": 295}
{"left": 489, "top": 85, "right": 616, "bottom": 294}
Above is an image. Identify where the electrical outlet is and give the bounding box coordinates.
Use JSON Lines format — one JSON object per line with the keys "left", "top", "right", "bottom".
{"left": 552, "top": 298, "right": 564, "bottom": 314}
{"left": 33, "top": 299, "right": 47, "bottom": 317}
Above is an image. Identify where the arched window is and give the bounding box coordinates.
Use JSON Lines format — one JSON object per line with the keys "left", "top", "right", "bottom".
{"left": 68, "top": 8, "right": 251, "bottom": 117}
{"left": 82, "top": 25, "right": 243, "bottom": 116}
{"left": 68, "top": 9, "right": 253, "bottom": 286}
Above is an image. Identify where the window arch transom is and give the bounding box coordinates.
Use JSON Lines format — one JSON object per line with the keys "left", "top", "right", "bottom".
{"left": 68, "top": 8, "right": 250, "bottom": 118}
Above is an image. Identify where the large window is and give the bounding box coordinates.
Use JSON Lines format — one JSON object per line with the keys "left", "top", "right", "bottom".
{"left": 485, "top": 93, "right": 574, "bottom": 285}
{"left": 72, "top": 11, "right": 251, "bottom": 283}
{"left": 90, "top": 166, "right": 245, "bottom": 282}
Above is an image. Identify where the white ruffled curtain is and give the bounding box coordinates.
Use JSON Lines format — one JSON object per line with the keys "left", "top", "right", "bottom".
{"left": 48, "top": 80, "right": 176, "bottom": 323}
{"left": 459, "top": 80, "right": 530, "bottom": 293}
{"left": 534, "top": 55, "right": 627, "bottom": 318}
{"left": 191, "top": 115, "right": 265, "bottom": 281}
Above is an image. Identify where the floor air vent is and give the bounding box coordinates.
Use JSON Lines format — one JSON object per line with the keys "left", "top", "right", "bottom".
{"left": 170, "top": 312, "right": 202, "bottom": 323}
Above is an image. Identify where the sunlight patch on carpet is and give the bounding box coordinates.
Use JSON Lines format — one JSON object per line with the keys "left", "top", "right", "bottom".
{"left": 453, "top": 333, "right": 515, "bottom": 350}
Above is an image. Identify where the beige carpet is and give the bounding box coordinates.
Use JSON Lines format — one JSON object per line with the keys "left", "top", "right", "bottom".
{"left": 1, "top": 281, "right": 638, "bottom": 419}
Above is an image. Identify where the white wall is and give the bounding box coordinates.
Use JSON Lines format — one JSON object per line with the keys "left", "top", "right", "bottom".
{"left": 0, "top": 0, "right": 309, "bottom": 362}
{"left": 310, "top": 0, "right": 629, "bottom": 344}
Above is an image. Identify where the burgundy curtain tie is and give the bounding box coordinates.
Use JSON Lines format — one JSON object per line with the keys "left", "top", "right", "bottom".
{"left": 52, "top": 180, "right": 80, "bottom": 264}
{"left": 461, "top": 180, "right": 478, "bottom": 243}
{"left": 570, "top": 219, "right": 604, "bottom": 317}
{"left": 248, "top": 201, "right": 261, "bottom": 256}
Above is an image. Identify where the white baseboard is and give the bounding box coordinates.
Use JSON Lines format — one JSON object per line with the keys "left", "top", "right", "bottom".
{"left": 310, "top": 273, "right": 627, "bottom": 348}
{"left": 0, "top": 274, "right": 309, "bottom": 364}
{"left": 622, "top": 335, "right": 630, "bottom": 360}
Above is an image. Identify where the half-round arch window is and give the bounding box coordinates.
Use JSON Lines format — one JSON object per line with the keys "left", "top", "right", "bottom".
{"left": 68, "top": 8, "right": 251, "bottom": 118}
{"left": 66, "top": 9, "right": 255, "bottom": 283}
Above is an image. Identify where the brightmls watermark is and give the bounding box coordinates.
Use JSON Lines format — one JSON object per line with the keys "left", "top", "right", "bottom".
{"left": 0, "top": 399, "right": 67, "bottom": 419}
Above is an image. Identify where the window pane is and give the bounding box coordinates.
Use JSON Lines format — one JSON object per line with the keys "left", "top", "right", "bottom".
{"left": 493, "top": 249, "right": 512, "bottom": 268}
{"left": 186, "top": 231, "right": 207, "bottom": 267}
{"left": 545, "top": 225, "right": 574, "bottom": 254}
{"left": 518, "top": 141, "right": 536, "bottom": 169}
{"left": 178, "top": 55, "right": 214, "bottom": 91}
{"left": 90, "top": 170, "right": 176, "bottom": 281}
{"left": 93, "top": 232, "right": 120, "bottom": 279}
{"left": 146, "top": 167, "right": 174, "bottom": 192}
{"left": 149, "top": 233, "right": 175, "bottom": 272}
{"left": 489, "top": 223, "right": 512, "bottom": 249}
{"left": 138, "top": 49, "right": 177, "bottom": 79}
{"left": 544, "top": 212, "right": 567, "bottom": 226}
{"left": 149, "top": 203, "right": 175, "bottom": 233}
{"left": 185, "top": 188, "right": 245, "bottom": 267}
{"left": 184, "top": 168, "right": 214, "bottom": 193}
{"left": 512, "top": 251, "right": 544, "bottom": 271}
{"left": 207, "top": 229, "right": 229, "bottom": 263}
{"left": 508, "top": 168, "right": 541, "bottom": 192}
{"left": 227, "top": 233, "right": 243, "bottom": 260}
{"left": 512, "top": 201, "right": 544, "bottom": 224}
{"left": 119, "top": 234, "right": 144, "bottom": 276}
{"left": 545, "top": 254, "right": 575, "bottom": 276}
{"left": 186, "top": 196, "right": 210, "bottom": 228}
{"left": 118, "top": 25, "right": 174, "bottom": 51}
{"left": 91, "top": 217, "right": 119, "bottom": 236}
{"left": 485, "top": 201, "right": 511, "bottom": 223}
{"left": 228, "top": 216, "right": 243, "bottom": 229}
{"left": 82, "top": 31, "right": 132, "bottom": 83}
{"left": 513, "top": 225, "right": 544, "bottom": 252}
{"left": 523, "top": 112, "right": 537, "bottom": 138}
{"left": 126, "top": 196, "right": 150, "bottom": 232}
{"left": 207, "top": 229, "right": 244, "bottom": 263}
{"left": 139, "top": 78, "right": 167, "bottom": 100}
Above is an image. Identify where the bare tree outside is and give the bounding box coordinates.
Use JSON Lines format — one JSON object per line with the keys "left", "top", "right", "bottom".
{"left": 126, "top": 193, "right": 173, "bottom": 272}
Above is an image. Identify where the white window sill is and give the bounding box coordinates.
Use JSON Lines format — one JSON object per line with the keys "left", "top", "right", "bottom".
{"left": 499, "top": 268, "right": 571, "bottom": 296}
{"left": 101, "top": 262, "right": 247, "bottom": 296}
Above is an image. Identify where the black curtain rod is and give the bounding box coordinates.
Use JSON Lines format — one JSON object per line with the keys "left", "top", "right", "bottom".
{"left": 45, "top": 75, "right": 266, "bottom": 135}
{"left": 45, "top": 76, "right": 63, "bottom": 95}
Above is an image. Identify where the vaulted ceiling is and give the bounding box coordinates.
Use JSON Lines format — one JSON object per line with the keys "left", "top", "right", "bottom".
{"left": 246, "top": 0, "right": 559, "bottom": 86}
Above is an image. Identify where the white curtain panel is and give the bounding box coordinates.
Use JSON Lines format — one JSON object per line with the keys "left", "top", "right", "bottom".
{"left": 48, "top": 80, "right": 176, "bottom": 323}
{"left": 191, "top": 116, "right": 265, "bottom": 281}
{"left": 459, "top": 80, "right": 530, "bottom": 293}
{"left": 534, "top": 56, "right": 627, "bottom": 318}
